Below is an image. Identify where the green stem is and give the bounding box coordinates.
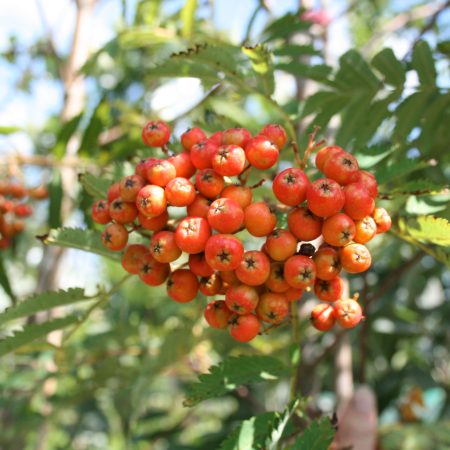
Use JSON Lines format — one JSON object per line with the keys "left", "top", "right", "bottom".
{"left": 61, "top": 274, "right": 132, "bottom": 344}
{"left": 289, "top": 301, "right": 301, "bottom": 403}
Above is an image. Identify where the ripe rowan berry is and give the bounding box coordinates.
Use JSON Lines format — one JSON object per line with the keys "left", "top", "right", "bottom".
{"left": 14, "top": 203, "right": 33, "bottom": 218}
{"left": 135, "top": 157, "right": 157, "bottom": 180}
{"left": 256, "top": 292, "right": 289, "bottom": 324}
{"left": 235, "top": 250, "right": 271, "bottom": 286}
{"left": 265, "top": 229, "right": 298, "bottom": 261}
{"left": 165, "top": 177, "right": 196, "bottom": 207}
{"left": 220, "top": 184, "right": 253, "bottom": 209}
{"left": 259, "top": 123, "right": 287, "bottom": 149}
{"left": 333, "top": 299, "right": 363, "bottom": 328}
{"left": 205, "top": 234, "right": 244, "bottom": 271}
{"left": 138, "top": 253, "right": 170, "bottom": 286}
{"left": 287, "top": 206, "right": 322, "bottom": 242}
{"left": 310, "top": 303, "right": 336, "bottom": 331}
{"left": 343, "top": 183, "right": 375, "bottom": 220}
{"left": 195, "top": 169, "right": 225, "bottom": 199}
{"left": 168, "top": 151, "right": 196, "bottom": 179}
{"left": 219, "top": 269, "right": 240, "bottom": 286}
{"left": 266, "top": 262, "right": 290, "bottom": 293}
{"left": 136, "top": 185, "right": 167, "bottom": 218}
{"left": 181, "top": 127, "right": 207, "bottom": 151}
{"left": 272, "top": 168, "right": 309, "bottom": 206}
{"left": 121, "top": 244, "right": 148, "bottom": 274}
{"left": 145, "top": 159, "right": 176, "bottom": 187}
{"left": 351, "top": 170, "right": 378, "bottom": 198}
{"left": 354, "top": 216, "right": 377, "bottom": 244}
{"left": 322, "top": 213, "right": 356, "bottom": 247}
{"left": 167, "top": 269, "right": 199, "bottom": 303}
{"left": 207, "top": 198, "right": 244, "bottom": 234}
{"left": 284, "top": 255, "right": 317, "bottom": 289}
{"left": 186, "top": 194, "right": 211, "bottom": 218}
{"left": 138, "top": 210, "right": 168, "bottom": 232}
{"left": 339, "top": 243, "right": 372, "bottom": 273}
{"left": 244, "top": 202, "right": 277, "bottom": 237}
{"left": 190, "top": 139, "right": 218, "bottom": 170}
{"left": 314, "top": 277, "right": 344, "bottom": 302}
{"left": 107, "top": 182, "right": 121, "bottom": 203}
{"left": 225, "top": 284, "right": 259, "bottom": 314}
{"left": 229, "top": 313, "right": 261, "bottom": 342}
{"left": 199, "top": 273, "right": 222, "bottom": 296}
{"left": 315, "top": 145, "right": 344, "bottom": 172}
{"left": 101, "top": 223, "right": 128, "bottom": 251}
{"left": 245, "top": 136, "right": 279, "bottom": 170}
{"left": 306, "top": 178, "right": 345, "bottom": 218}
{"left": 209, "top": 130, "right": 224, "bottom": 145}
{"left": 142, "top": 120, "right": 171, "bottom": 147}
{"left": 222, "top": 127, "right": 252, "bottom": 147}
{"left": 175, "top": 217, "right": 211, "bottom": 254}
{"left": 285, "top": 287, "right": 304, "bottom": 302}
{"left": 323, "top": 151, "right": 359, "bottom": 185}
{"left": 119, "top": 175, "right": 145, "bottom": 202}
{"left": 204, "top": 300, "right": 232, "bottom": 329}
{"left": 91, "top": 199, "right": 110, "bottom": 225}
{"left": 312, "top": 246, "right": 341, "bottom": 280}
{"left": 150, "top": 230, "right": 182, "bottom": 263}
{"left": 211, "top": 145, "right": 246, "bottom": 177}
{"left": 373, "top": 207, "right": 392, "bottom": 234}
{"left": 109, "top": 198, "right": 138, "bottom": 224}
{"left": 189, "top": 252, "right": 214, "bottom": 277}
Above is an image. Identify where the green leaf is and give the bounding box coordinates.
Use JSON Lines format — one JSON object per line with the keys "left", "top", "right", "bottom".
{"left": 0, "top": 288, "right": 93, "bottom": 327}
{"left": 412, "top": 41, "right": 436, "bottom": 87}
{"left": 289, "top": 417, "right": 335, "bottom": 450}
{"left": 353, "top": 144, "right": 394, "bottom": 169}
{"left": 371, "top": 48, "right": 405, "bottom": 87}
{"left": 53, "top": 113, "right": 83, "bottom": 158}
{"left": 220, "top": 401, "right": 299, "bottom": 450}
{"left": 375, "top": 158, "right": 428, "bottom": 185}
{"left": 180, "top": 0, "right": 198, "bottom": 39}
{"left": 405, "top": 195, "right": 450, "bottom": 215}
{"left": 38, "top": 227, "right": 122, "bottom": 261}
{"left": 79, "top": 99, "right": 110, "bottom": 157}
{"left": 263, "top": 13, "right": 309, "bottom": 41}
{"left": 79, "top": 173, "right": 111, "bottom": 199}
{"left": 0, "top": 255, "right": 16, "bottom": 304}
{"left": 0, "top": 316, "right": 79, "bottom": 357}
{"left": 398, "top": 216, "right": 450, "bottom": 246}
{"left": 184, "top": 355, "right": 288, "bottom": 407}
{"left": 273, "top": 44, "right": 320, "bottom": 58}
{"left": 0, "top": 126, "right": 20, "bottom": 135}
{"left": 380, "top": 180, "right": 448, "bottom": 198}
{"left": 48, "top": 170, "right": 63, "bottom": 229}
{"left": 242, "top": 44, "right": 275, "bottom": 96}
{"left": 276, "top": 62, "right": 332, "bottom": 82}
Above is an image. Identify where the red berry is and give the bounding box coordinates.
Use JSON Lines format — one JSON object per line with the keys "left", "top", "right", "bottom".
{"left": 14, "top": 203, "right": 33, "bottom": 217}
{"left": 287, "top": 206, "right": 323, "bottom": 241}
{"left": 285, "top": 287, "right": 304, "bottom": 302}
{"left": 265, "top": 229, "right": 298, "bottom": 261}
{"left": 229, "top": 314, "right": 260, "bottom": 342}
{"left": 209, "top": 130, "right": 224, "bottom": 145}
{"left": 219, "top": 269, "right": 240, "bottom": 286}
{"left": 343, "top": 183, "right": 375, "bottom": 220}
{"left": 372, "top": 207, "right": 392, "bottom": 234}
{"left": 245, "top": 136, "right": 279, "bottom": 170}
{"left": 350, "top": 170, "right": 378, "bottom": 198}
{"left": 142, "top": 120, "right": 171, "bottom": 147}
{"left": 334, "top": 299, "right": 363, "bottom": 329}
{"left": 259, "top": 123, "right": 287, "bottom": 149}
{"left": 222, "top": 127, "right": 252, "bottom": 147}
{"left": 207, "top": 198, "right": 244, "bottom": 234}
{"left": 354, "top": 216, "right": 377, "bottom": 244}
{"left": 323, "top": 152, "right": 359, "bottom": 185}
{"left": 284, "top": 255, "right": 317, "bottom": 289}
{"left": 165, "top": 177, "right": 196, "bottom": 206}
{"left": 312, "top": 246, "right": 341, "bottom": 281}
{"left": 167, "top": 269, "right": 199, "bottom": 303}
{"left": 195, "top": 169, "right": 225, "bottom": 199}
{"left": 204, "top": 300, "right": 232, "bottom": 329}
{"left": 107, "top": 182, "right": 121, "bottom": 203}
{"left": 138, "top": 210, "right": 168, "bottom": 231}
{"left": 189, "top": 252, "right": 214, "bottom": 277}
{"left": 211, "top": 145, "right": 246, "bottom": 177}
{"left": 310, "top": 303, "right": 336, "bottom": 331}
{"left": 190, "top": 139, "right": 218, "bottom": 170}
{"left": 205, "top": 234, "right": 244, "bottom": 271}
{"left": 273, "top": 168, "right": 309, "bottom": 206}
{"left": 266, "top": 262, "right": 290, "bottom": 293}
{"left": 175, "top": 217, "right": 211, "bottom": 254}
{"left": 314, "top": 277, "right": 344, "bottom": 302}
{"left": 256, "top": 292, "right": 289, "bottom": 324}
{"left": 225, "top": 284, "right": 259, "bottom": 314}
{"left": 244, "top": 202, "right": 277, "bottom": 237}
{"left": 101, "top": 223, "right": 128, "bottom": 251}
{"left": 181, "top": 127, "right": 207, "bottom": 151}
{"left": 235, "top": 250, "right": 270, "bottom": 286}
{"left": 315, "top": 145, "right": 344, "bottom": 172}
{"left": 168, "top": 151, "right": 196, "bottom": 179}
{"left": 199, "top": 273, "right": 222, "bottom": 296}
{"left": 186, "top": 194, "right": 211, "bottom": 218}
{"left": 145, "top": 159, "right": 176, "bottom": 187}
{"left": 135, "top": 157, "right": 157, "bottom": 180}
{"left": 109, "top": 198, "right": 138, "bottom": 224}
{"left": 339, "top": 243, "right": 372, "bottom": 273}
{"left": 136, "top": 185, "right": 167, "bottom": 218}
{"left": 150, "top": 230, "right": 182, "bottom": 263}
{"left": 91, "top": 200, "right": 110, "bottom": 225}
{"left": 322, "top": 213, "right": 356, "bottom": 247}
{"left": 119, "top": 175, "right": 145, "bottom": 202}
{"left": 306, "top": 178, "right": 345, "bottom": 218}
{"left": 220, "top": 184, "right": 253, "bottom": 209}
{"left": 121, "top": 244, "right": 148, "bottom": 274}
{"left": 138, "top": 253, "right": 170, "bottom": 286}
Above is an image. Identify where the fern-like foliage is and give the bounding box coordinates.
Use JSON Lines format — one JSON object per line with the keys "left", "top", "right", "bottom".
{"left": 288, "top": 417, "right": 335, "bottom": 450}
{"left": 398, "top": 216, "right": 450, "bottom": 247}
{"left": 183, "top": 355, "right": 288, "bottom": 407}
{"left": 79, "top": 173, "right": 111, "bottom": 199}
{"left": 0, "top": 288, "right": 93, "bottom": 326}
{"left": 0, "top": 316, "right": 79, "bottom": 357}
{"left": 38, "top": 227, "right": 122, "bottom": 261}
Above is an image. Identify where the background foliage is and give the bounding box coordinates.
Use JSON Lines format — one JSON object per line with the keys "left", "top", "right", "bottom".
{"left": 0, "top": 0, "right": 449, "bottom": 449}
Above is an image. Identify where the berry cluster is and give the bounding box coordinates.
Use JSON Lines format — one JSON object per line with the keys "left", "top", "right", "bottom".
{"left": 0, "top": 181, "right": 48, "bottom": 249}
{"left": 91, "top": 120, "right": 391, "bottom": 342}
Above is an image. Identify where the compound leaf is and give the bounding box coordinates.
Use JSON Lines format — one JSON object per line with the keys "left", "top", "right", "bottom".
{"left": 289, "top": 417, "right": 335, "bottom": 450}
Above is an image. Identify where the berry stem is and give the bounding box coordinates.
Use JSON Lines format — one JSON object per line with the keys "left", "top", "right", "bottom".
{"left": 161, "top": 144, "right": 170, "bottom": 156}
{"left": 291, "top": 141, "right": 303, "bottom": 167}
{"left": 249, "top": 179, "right": 266, "bottom": 189}
{"left": 299, "top": 126, "right": 326, "bottom": 170}
{"left": 238, "top": 163, "right": 252, "bottom": 185}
